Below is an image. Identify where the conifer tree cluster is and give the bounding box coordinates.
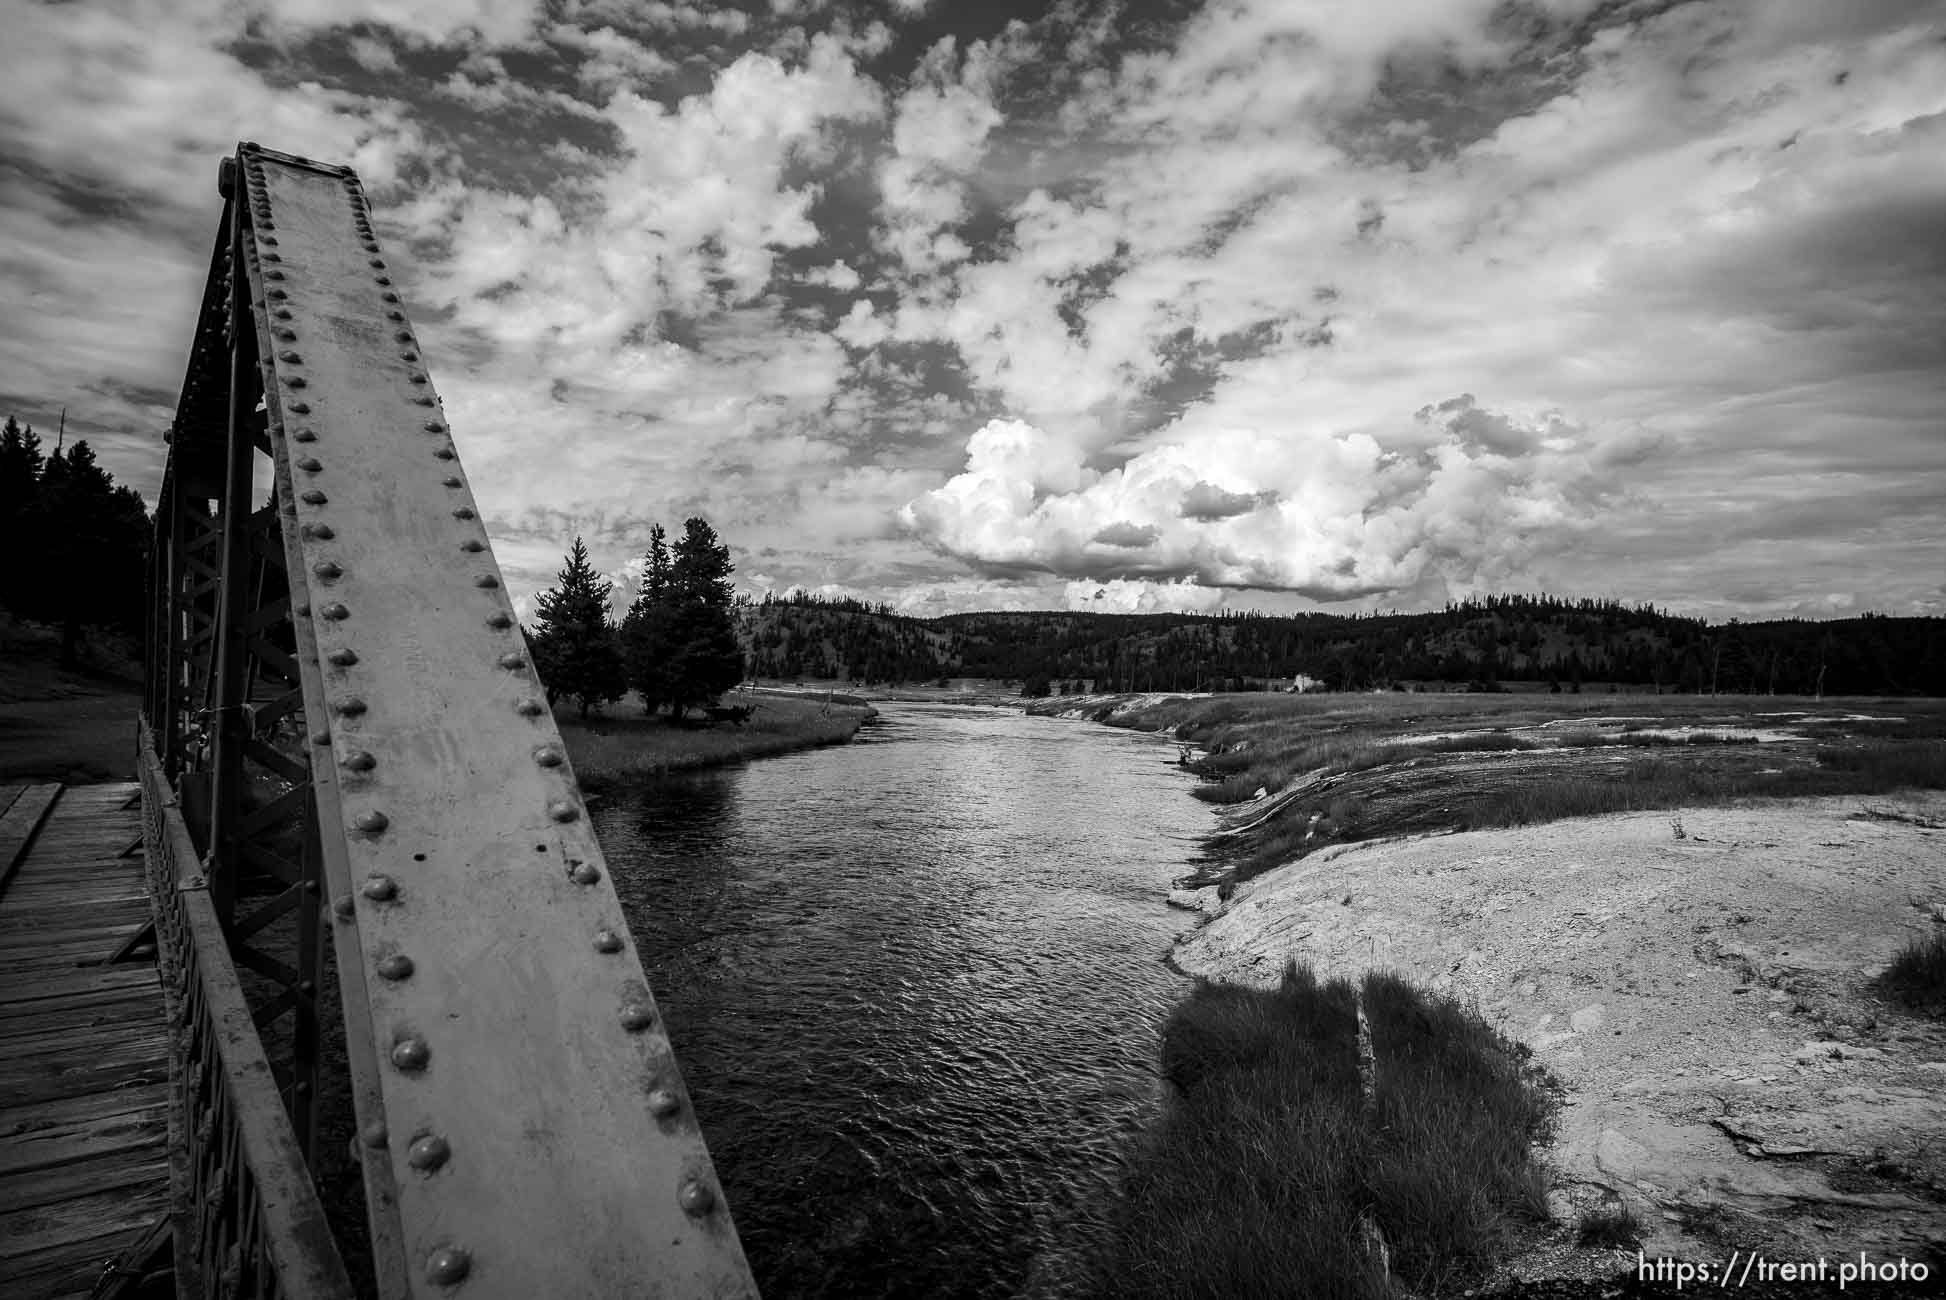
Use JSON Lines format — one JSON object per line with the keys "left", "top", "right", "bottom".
{"left": 525, "top": 518, "right": 745, "bottom": 720}
{"left": 0, "top": 415, "right": 150, "bottom": 666}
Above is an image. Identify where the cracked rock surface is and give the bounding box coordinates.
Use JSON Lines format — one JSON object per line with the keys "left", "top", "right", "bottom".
{"left": 1173, "top": 794, "right": 1946, "bottom": 1281}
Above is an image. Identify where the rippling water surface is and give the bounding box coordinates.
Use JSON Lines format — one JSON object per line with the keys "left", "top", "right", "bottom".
{"left": 592, "top": 703, "right": 1196, "bottom": 1298}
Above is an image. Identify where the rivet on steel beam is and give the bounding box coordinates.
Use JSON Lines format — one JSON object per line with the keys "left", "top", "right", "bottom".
{"left": 297, "top": 457, "right": 322, "bottom": 472}
{"left": 364, "top": 241, "right": 381, "bottom": 252}
{"left": 381, "top": 291, "right": 400, "bottom": 303}
{"left": 320, "top": 602, "right": 349, "bottom": 621}
{"left": 434, "top": 446, "right": 457, "bottom": 459}
{"left": 361, "top": 1120, "right": 389, "bottom": 1148}
{"left": 498, "top": 652, "right": 526, "bottom": 671}
{"left": 310, "top": 730, "right": 332, "bottom": 747}
{"left": 333, "top": 895, "right": 355, "bottom": 921}
{"left": 279, "top": 350, "right": 301, "bottom": 363}
{"left": 370, "top": 258, "right": 386, "bottom": 268}
{"left": 549, "top": 800, "right": 580, "bottom": 823}
{"left": 268, "top": 288, "right": 288, "bottom": 301}
{"left": 286, "top": 399, "right": 308, "bottom": 413}
{"left": 303, "top": 522, "right": 333, "bottom": 539}
{"left": 441, "top": 475, "right": 462, "bottom": 487}
{"left": 620, "top": 1002, "right": 655, "bottom": 1032}
{"left": 400, "top": 351, "right": 419, "bottom": 362}
{"left": 375, "top": 275, "right": 392, "bottom": 285}
{"left": 299, "top": 980, "right": 317, "bottom": 996}
{"left": 355, "top": 810, "right": 390, "bottom": 834}
{"left": 274, "top": 328, "right": 296, "bottom": 341}
{"left": 385, "top": 309, "right": 404, "bottom": 321}
{"left": 294, "top": 428, "right": 317, "bottom": 443}
{"left": 301, "top": 489, "right": 327, "bottom": 504}
{"left": 678, "top": 1181, "right": 716, "bottom": 1216}
{"left": 414, "top": 395, "right": 437, "bottom": 407}
{"left": 594, "top": 929, "right": 623, "bottom": 953}
{"left": 264, "top": 269, "right": 285, "bottom": 281}
{"left": 313, "top": 560, "right": 341, "bottom": 581}
{"left": 570, "top": 861, "right": 600, "bottom": 885}
{"left": 328, "top": 648, "right": 357, "bottom": 667}
{"left": 336, "top": 696, "right": 368, "bottom": 717}
{"left": 262, "top": 252, "right": 282, "bottom": 264}
{"left": 534, "top": 746, "right": 564, "bottom": 767}
{"left": 296, "top": 603, "right": 311, "bottom": 616}
{"left": 516, "top": 698, "right": 545, "bottom": 717}
{"left": 427, "top": 422, "right": 448, "bottom": 435}
{"left": 452, "top": 506, "right": 474, "bottom": 519}
{"left": 647, "top": 1087, "right": 680, "bottom": 1118}
{"left": 396, "top": 331, "right": 415, "bottom": 343}
{"left": 424, "top": 1246, "right": 469, "bottom": 1286}
{"left": 343, "top": 750, "right": 376, "bottom": 772}
{"left": 391, "top": 1036, "right": 430, "bottom": 1072}
{"left": 407, "top": 1133, "right": 450, "bottom": 1171}
{"left": 362, "top": 875, "right": 398, "bottom": 901}
{"left": 408, "top": 372, "right": 429, "bottom": 384}
{"left": 486, "top": 613, "right": 512, "bottom": 630}
{"left": 377, "top": 953, "right": 414, "bottom": 980}
{"left": 460, "top": 539, "right": 484, "bottom": 553}
{"left": 273, "top": 308, "right": 292, "bottom": 320}
{"left": 286, "top": 376, "right": 307, "bottom": 389}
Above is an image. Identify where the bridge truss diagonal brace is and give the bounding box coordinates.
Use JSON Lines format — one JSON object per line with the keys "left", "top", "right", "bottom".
{"left": 234, "top": 144, "right": 758, "bottom": 1297}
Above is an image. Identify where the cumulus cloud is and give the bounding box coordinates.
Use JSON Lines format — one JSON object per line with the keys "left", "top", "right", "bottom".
{"left": 902, "top": 399, "right": 1648, "bottom": 600}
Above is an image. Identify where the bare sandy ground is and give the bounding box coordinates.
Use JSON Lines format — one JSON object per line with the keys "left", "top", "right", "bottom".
{"left": 1170, "top": 793, "right": 1946, "bottom": 1279}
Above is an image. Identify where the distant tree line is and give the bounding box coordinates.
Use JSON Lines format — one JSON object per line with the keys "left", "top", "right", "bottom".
{"left": 525, "top": 518, "right": 745, "bottom": 719}
{"left": 734, "top": 592, "right": 1946, "bottom": 696}
{"left": 0, "top": 415, "right": 150, "bottom": 666}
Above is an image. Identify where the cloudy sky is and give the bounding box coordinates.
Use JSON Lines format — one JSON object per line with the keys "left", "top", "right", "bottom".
{"left": 3, "top": 0, "right": 1942, "bottom": 622}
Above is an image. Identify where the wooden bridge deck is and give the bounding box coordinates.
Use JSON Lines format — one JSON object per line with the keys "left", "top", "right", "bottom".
{"left": 0, "top": 782, "right": 170, "bottom": 1300}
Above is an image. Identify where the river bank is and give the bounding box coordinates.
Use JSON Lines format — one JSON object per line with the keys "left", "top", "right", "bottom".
{"left": 1035, "top": 690, "right": 1946, "bottom": 1286}
{"left": 557, "top": 687, "right": 877, "bottom": 791}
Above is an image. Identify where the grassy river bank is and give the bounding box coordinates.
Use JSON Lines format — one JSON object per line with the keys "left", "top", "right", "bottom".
{"left": 1033, "top": 690, "right": 1946, "bottom": 1298}
{"left": 557, "top": 686, "right": 877, "bottom": 791}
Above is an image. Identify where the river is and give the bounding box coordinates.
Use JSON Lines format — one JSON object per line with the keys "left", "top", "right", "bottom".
{"left": 590, "top": 702, "right": 1198, "bottom": 1299}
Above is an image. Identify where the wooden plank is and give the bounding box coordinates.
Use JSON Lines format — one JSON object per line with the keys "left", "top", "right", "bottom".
{"left": 0, "top": 966, "right": 159, "bottom": 1006}
{"left": 0, "top": 786, "right": 61, "bottom": 899}
{"left": 0, "top": 995, "right": 161, "bottom": 1046}
{"left": 0, "top": 1149, "right": 166, "bottom": 1213}
{"left": 0, "top": 1084, "right": 167, "bottom": 1136}
{"left": 0, "top": 1184, "right": 167, "bottom": 1269}
{"left": 0, "top": 985, "right": 160, "bottom": 1032}
{"left": 0, "top": 1103, "right": 167, "bottom": 1181}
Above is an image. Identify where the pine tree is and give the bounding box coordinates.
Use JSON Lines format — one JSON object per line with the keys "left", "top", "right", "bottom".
{"left": 530, "top": 537, "right": 625, "bottom": 719}
{"left": 620, "top": 524, "right": 675, "bottom": 715}
{"left": 663, "top": 517, "right": 742, "bottom": 716}
{"left": 0, "top": 417, "right": 45, "bottom": 615}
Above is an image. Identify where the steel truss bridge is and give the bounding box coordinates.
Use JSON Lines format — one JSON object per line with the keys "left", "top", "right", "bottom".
{"left": 3, "top": 144, "right": 758, "bottom": 1298}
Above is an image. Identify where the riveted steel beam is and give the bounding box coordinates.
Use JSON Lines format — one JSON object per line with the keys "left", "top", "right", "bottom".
{"left": 147, "top": 142, "right": 760, "bottom": 1299}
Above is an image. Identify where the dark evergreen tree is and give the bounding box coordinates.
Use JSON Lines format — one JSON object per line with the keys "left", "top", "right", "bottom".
{"left": 664, "top": 517, "right": 742, "bottom": 716}
{"left": 620, "top": 524, "right": 676, "bottom": 715}
{"left": 0, "top": 416, "right": 46, "bottom": 617}
{"left": 530, "top": 537, "right": 625, "bottom": 719}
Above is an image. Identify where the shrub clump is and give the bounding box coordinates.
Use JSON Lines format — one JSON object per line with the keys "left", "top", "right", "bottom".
{"left": 1083, "top": 963, "right": 1555, "bottom": 1299}
{"left": 1880, "top": 933, "right": 1946, "bottom": 1016}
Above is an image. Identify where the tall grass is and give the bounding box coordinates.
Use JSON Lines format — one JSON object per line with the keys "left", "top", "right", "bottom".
{"left": 1880, "top": 933, "right": 1946, "bottom": 1016}
{"left": 1081, "top": 964, "right": 1553, "bottom": 1299}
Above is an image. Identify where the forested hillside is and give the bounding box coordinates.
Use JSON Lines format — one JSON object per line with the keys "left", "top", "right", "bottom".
{"left": 737, "top": 593, "right": 1946, "bottom": 695}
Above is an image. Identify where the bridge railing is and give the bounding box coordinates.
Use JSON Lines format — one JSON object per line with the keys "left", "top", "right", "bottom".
{"left": 138, "top": 719, "right": 354, "bottom": 1299}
